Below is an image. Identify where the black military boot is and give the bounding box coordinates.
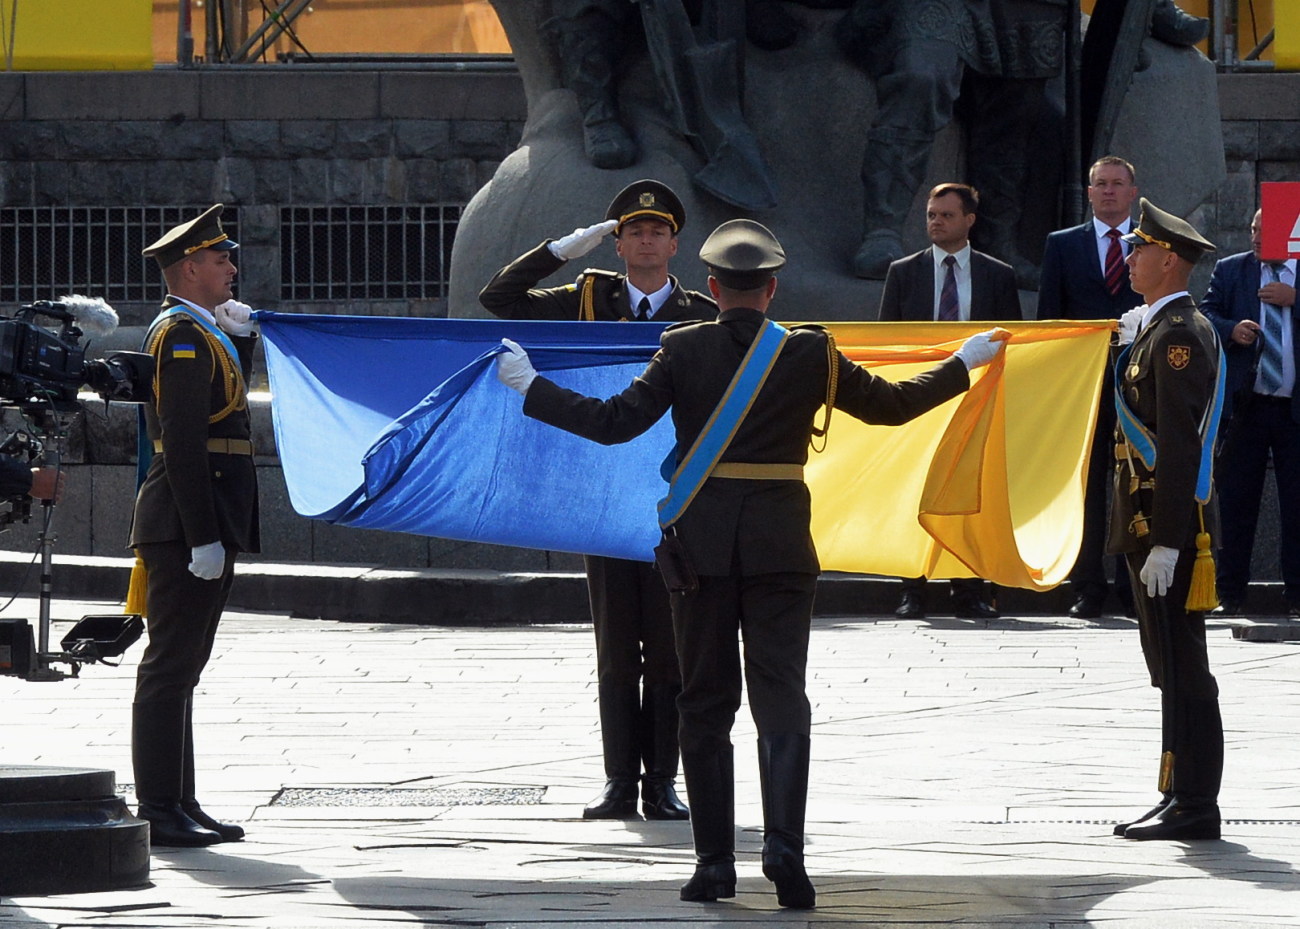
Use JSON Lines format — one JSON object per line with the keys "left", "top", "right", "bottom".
{"left": 758, "top": 733, "right": 816, "bottom": 909}
{"left": 132, "top": 699, "right": 221, "bottom": 848}
{"left": 1124, "top": 697, "right": 1223, "bottom": 840}
{"left": 549, "top": 8, "right": 637, "bottom": 169}
{"left": 180, "top": 699, "right": 245, "bottom": 841}
{"left": 679, "top": 747, "right": 736, "bottom": 902}
{"left": 584, "top": 682, "right": 641, "bottom": 819}
{"left": 641, "top": 685, "right": 689, "bottom": 820}
{"left": 1112, "top": 793, "right": 1172, "bottom": 837}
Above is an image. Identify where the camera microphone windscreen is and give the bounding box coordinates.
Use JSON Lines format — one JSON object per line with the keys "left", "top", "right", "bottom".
{"left": 58, "top": 294, "right": 119, "bottom": 338}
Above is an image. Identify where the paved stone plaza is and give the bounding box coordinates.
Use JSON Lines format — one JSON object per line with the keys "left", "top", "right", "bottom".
{"left": 3, "top": 593, "right": 1300, "bottom": 927}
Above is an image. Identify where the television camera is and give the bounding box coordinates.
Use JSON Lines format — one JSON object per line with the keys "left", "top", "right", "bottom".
{"left": 0, "top": 297, "right": 153, "bottom": 682}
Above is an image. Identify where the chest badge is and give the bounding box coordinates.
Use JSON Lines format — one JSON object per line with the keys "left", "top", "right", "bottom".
{"left": 1166, "top": 345, "right": 1191, "bottom": 370}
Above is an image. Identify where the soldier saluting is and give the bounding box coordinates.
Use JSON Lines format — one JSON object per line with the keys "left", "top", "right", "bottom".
{"left": 480, "top": 180, "right": 715, "bottom": 822}
{"left": 495, "top": 218, "right": 1005, "bottom": 908}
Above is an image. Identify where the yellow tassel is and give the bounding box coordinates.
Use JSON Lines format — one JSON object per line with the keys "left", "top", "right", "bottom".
{"left": 1185, "top": 529, "right": 1219, "bottom": 613}
{"left": 125, "top": 552, "right": 148, "bottom": 618}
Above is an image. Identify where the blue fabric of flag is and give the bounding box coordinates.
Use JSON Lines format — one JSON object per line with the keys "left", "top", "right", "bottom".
{"left": 256, "top": 312, "right": 673, "bottom": 561}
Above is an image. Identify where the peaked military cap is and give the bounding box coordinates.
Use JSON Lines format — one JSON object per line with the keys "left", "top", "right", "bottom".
{"left": 1121, "top": 197, "right": 1215, "bottom": 264}
{"left": 699, "top": 219, "right": 786, "bottom": 290}
{"left": 142, "top": 203, "right": 239, "bottom": 269}
{"left": 605, "top": 179, "right": 685, "bottom": 235}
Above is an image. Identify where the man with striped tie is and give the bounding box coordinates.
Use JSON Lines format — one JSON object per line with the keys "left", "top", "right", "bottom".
{"left": 1202, "top": 207, "right": 1300, "bottom": 619}
{"left": 1038, "top": 155, "right": 1145, "bottom": 619}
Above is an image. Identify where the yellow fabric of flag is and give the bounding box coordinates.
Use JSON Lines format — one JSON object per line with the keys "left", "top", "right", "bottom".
{"left": 804, "top": 321, "right": 1113, "bottom": 590}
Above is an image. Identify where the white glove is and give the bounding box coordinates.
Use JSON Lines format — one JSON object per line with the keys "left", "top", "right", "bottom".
{"left": 1117, "top": 306, "right": 1145, "bottom": 346}
{"left": 547, "top": 219, "right": 618, "bottom": 261}
{"left": 188, "top": 541, "right": 226, "bottom": 581}
{"left": 214, "top": 299, "right": 256, "bottom": 337}
{"left": 953, "top": 329, "right": 1006, "bottom": 370}
{"left": 1139, "top": 545, "right": 1179, "bottom": 598}
{"left": 495, "top": 338, "right": 537, "bottom": 395}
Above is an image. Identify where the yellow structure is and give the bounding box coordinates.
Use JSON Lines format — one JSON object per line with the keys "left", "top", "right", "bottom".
{"left": 1277, "top": 0, "right": 1299, "bottom": 69}
{"left": 151, "top": 1, "right": 509, "bottom": 64}
{"left": 4, "top": 0, "right": 153, "bottom": 70}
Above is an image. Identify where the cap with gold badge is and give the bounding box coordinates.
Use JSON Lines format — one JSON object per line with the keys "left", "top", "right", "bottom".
{"left": 1121, "top": 197, "right": 1215, "bottom": 264}
{"left": 605, "top": 180, "right": 685, "bottom": 235}
{"left": 142, "top": 203, "right": 239, "bottom": 270}
{"left": 699, "top": 218, "right": 786, "bottom": 290}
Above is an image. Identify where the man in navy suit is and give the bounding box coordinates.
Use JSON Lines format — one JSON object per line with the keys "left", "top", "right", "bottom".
{"left": 1201, "top": 207, "right": 1300, "bottom": 618}
{"left": 879, "top": 182, "right": 1021, "bottom": 619}
{"left": 1038, "top": 155, "right": 1143, "bottom": 619}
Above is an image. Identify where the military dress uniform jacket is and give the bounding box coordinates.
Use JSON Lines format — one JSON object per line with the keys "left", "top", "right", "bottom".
{"left": 130, "top": 306, "right": 260, "bottom": 554}
{"left": 1106, "top": 295, "right": 1220, "bottom": 556}
{"left": 478, "top": 241, "right": 716, "bottom": 322}
{"left": 524, "top": 307, "right": 971, "bottom": 576}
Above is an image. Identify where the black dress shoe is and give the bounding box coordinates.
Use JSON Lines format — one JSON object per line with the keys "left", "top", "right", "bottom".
{"left": 641, "top": 777, "right": 690, "bottom": 820}
{"left": 138, "top": 801, "right": 223, "bottom": 848}
{"left": 762, "top": 836, "right": 816, "bottom": 909}
{"left": 583, "top": 778, "right": 639, "bottom": 819}
{"left": 1112, "top": 795, "right": 1172, "bottom": 837}
{"left": 1123, "top": 799, "right": 1221, "bottom": 841}
{"left": 894, "top": 592, "right": 925, "bottom": 619}
{"left": 954, "top": 598, "right": 999, "bottom": 620}
{"left": 181, "top": 800, "right": 245, "bottom": 841}
{"left": 1068, "top": 597, "right": 1103, "bottom": 619}
{"left": 680, "top": 861, "right": 736, "bottom": 902}
{"left": 1212, "top": 600, "right": 1244, "bottom": 617}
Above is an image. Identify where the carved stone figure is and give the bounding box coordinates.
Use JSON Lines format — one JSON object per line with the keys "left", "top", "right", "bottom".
{"left": 836, "top": 0, "right": 1211, "bottom": 287}
{"left": 450, "top": 2, "right": 1223, "bottom": 321}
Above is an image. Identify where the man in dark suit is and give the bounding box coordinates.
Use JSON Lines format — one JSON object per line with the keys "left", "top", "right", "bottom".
{"left": 496, "top": 217, "right": 1005, "bottom": 908}
{"left": 1107, "top": 198, "right": 1223, "bottom": 841}
{"left": 1201, "top": 207, "right": 1300, "bottom": 618}
{"left": 878, "top": 182, "right": 1021, "bottom": 619}
{"left": 1038, "top": 155, "right": 1143, "bottom": 619}
{"left": 481, "top": 180, "right": 714, "bottom": 822}
{"left": 131, "top": 205, "right": 260, "bottom": 847}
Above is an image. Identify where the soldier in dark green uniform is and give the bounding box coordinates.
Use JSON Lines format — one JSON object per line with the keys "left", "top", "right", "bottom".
{"left": 495, "top": 218, "right": 1005, "bottom": 908}
{"left": 480, "top": 180, "right": 715, "bottom": 822}
{"left": 1107, "top": 198, "right": 1224, "bottom": 841}
{"left": 130, "top": 205, "right": 261, "bottom": 847}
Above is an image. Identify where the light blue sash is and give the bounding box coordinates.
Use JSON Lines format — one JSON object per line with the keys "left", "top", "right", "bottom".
{"left": 657, "top": 318, "right": 789, "bottom": 528}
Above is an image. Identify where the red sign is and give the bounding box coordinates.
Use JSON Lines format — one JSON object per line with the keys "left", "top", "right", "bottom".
{"left": 1259, "top": 182, "right": 1300, "bottom": 262}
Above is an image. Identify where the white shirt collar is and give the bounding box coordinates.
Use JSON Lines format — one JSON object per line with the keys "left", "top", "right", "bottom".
{"left": 1138, "top": 291, "right": 1190, "bottom": 331}
{"left": 626, "top": 279, "right": 674, "bottom": 318}
{"left": 166, "top": 295, "right": 216, "bottom": 324}
{"left": 931, "top": 243, "right": 971, "bottom": 269}
{"left": 1092, "top": 215, "right": 1132, "bottom": 239}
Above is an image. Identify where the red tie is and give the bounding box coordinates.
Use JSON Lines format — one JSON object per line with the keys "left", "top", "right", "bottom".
{"left": 1104, "top": 228, "right": 1124, "bottom": 297}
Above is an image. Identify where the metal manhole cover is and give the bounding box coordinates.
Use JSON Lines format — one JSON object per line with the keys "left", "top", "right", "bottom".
{"left": 270, "top": 786, "right": 546, "bottom": 807}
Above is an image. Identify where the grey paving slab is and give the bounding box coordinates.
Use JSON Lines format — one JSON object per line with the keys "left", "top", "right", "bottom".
{"left": 2, "top": 597, "right": 1300, "bottom": 926}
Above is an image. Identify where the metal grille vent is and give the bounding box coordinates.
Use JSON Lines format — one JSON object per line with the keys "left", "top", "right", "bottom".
{"left": 0, "top": 206, "right": 239, "bottom": 307}
{"left": 269, "top": 786, "right": 544, "bottom": 807}
{"left": 280, "top": 204, "right": 460, "bottom": 302}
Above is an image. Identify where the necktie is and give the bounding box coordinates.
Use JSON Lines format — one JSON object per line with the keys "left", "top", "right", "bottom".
{"left": 938, "top": 255, "right": 959, "bottom": 321}
{"left": 1258, "top": 262, "right": 1287, "bottom": 394}
{"left": 635, "top": 296, "right": 651, "bottom": 321}
{"left": 1104, "top": 228, "right": 1124, "bottom": 297}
